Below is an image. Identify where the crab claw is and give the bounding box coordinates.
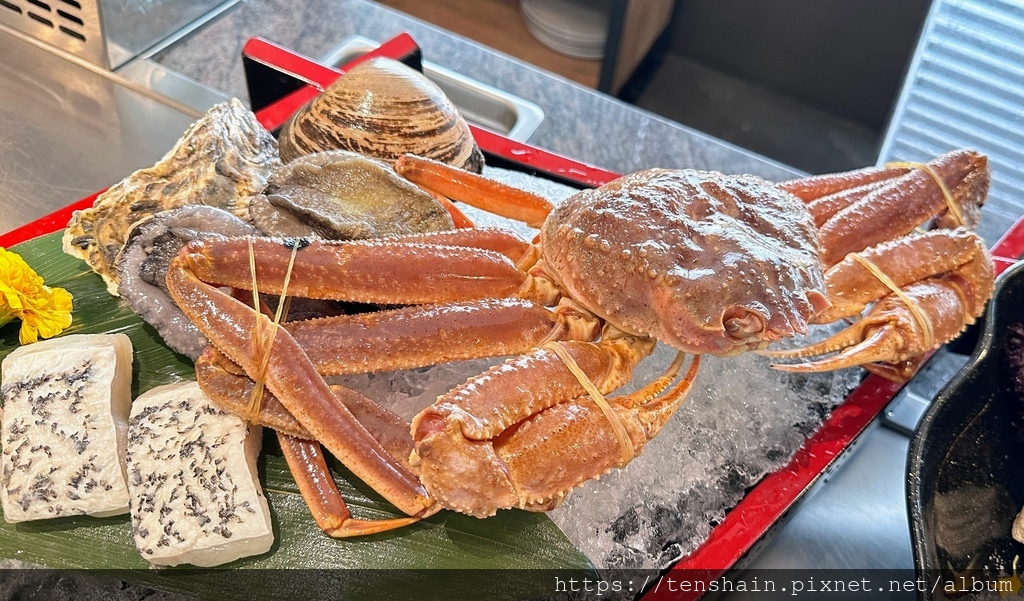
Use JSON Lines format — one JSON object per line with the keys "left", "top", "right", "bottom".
{"left": 763, "top": 277, "right": 979, "bottom": 380}
{"left": 761, "top": 321, "right": 907, "bottom": 372}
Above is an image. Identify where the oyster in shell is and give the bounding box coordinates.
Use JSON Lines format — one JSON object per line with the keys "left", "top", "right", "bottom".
{"left": 278, "top": 58, "right": 484, "bottom": 173}
{"left": 63, "top": 98, "right": 281, "bottom": 295}
{"left": 249, "top": 150, "right": 455, "bottom": 239}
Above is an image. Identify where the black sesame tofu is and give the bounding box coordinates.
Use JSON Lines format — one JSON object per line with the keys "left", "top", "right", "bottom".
{"left": 126, "top": 381, "right": 273, "bottom": 567}
{"left": 1, "top": 333, "right": 133, "bottom": 523}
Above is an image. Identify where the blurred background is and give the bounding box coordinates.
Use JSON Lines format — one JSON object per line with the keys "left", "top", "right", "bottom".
{"left": 376, "top": 0, "right": 933, "bottom": 174}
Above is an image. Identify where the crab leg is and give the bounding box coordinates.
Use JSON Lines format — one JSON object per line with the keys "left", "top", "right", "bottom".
{"left": 392, "top": 227, "right": 540, "bottom": 268}
{"left": 395, "top": 154, "right": 555, "bottom": 228}
{"left": 791, "top": 149, "right": 989, "bottom": 267}
{"left": 801, "top": 179, "right": 891, "bottom": 227}
{"left": 812, "top": 228, "right": 993, "bottom": 323}
{"left": 410, "top": 337, "right": 698, "bottom": 517}
{"left": 425, "top": 190, "right": 476, "bottom": 228}
{"left": 177, "top": 236, "right": 558, "bottom": 305}
{"left": 196, "top": 347, "right": 419, "bottom": 457}
{"left": 496, "top": 352, "right": 699, "bottom": 512}
{"left": 287, "top": 299, "right": 599, "bottom": 375}
{"left": 768, "top": 278, "right": 977, "bottom": 376}
{"left": 196, "top": 347, "right": 312, "bottom": 439}
{"left": 198, "top": 348, "right": 434, "bottom": 536}
{"left": 279, "top": 435, "right": 426, "bottom": 537}
{"left": 166, "top": 255, "right": 434, "bottom": 517}
{"left": 779, "top": 164, "right": 910, "bottom": 202}
{"left": 763, "top": 228, "right": 993, "bottom": 377}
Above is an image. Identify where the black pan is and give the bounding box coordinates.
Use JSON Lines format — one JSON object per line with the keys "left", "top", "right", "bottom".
{"left": 908, "top": 258, "right": 1024, "bottom": 598}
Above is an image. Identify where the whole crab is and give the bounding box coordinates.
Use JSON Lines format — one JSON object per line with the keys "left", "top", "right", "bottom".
{"left": 164, "top": 148, "right": 993, "bottom": 535}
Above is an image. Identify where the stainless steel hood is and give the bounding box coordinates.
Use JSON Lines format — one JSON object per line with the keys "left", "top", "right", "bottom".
{"left": 0, "top": 28, "right": 196, "bottom": 232}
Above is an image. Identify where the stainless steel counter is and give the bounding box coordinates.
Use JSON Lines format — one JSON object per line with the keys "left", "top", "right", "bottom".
{"left": 0, "top": 32, "right": 196, "bottom": 233}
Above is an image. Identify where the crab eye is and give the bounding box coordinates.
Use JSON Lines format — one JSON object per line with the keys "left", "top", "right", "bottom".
{"left": 722, "top": 306, "right": 767, "bottom": 342}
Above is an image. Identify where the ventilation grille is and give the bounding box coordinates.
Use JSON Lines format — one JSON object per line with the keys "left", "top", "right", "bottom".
{"left": 0, "top": 0, "right": 107, "bottom": 66}
{"left": 880, "top": 0, "right": 1024, "bottom": 246}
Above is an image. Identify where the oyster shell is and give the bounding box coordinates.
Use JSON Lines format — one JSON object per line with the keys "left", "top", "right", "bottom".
{"left": 63, "top": 98, "right": 281, "bottom": 295}
{"left": 249, "top": 150, "right": 454, "bottom": 239}
{"left": 278, "top": 58, "right": 484, "bottom": 173}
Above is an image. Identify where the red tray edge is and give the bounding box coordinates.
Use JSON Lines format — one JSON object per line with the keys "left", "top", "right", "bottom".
{"left": 0, "top": 190, "right": 104, "bottom": 249}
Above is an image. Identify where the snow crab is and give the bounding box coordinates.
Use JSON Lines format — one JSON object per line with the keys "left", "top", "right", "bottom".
{"left": 164, "top": 148, "right": 993, "bottom": 535}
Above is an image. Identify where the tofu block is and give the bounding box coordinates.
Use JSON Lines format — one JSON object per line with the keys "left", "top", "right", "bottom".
{"left": 127, "top": 381, "right": 273, "bottom": 567}
{"left": 1, "top": 333, "right": 133, "bottom": 523}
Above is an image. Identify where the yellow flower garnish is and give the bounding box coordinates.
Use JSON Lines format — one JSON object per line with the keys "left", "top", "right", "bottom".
{"left": 0, "top": 247, "right": 73, "bottom": 345}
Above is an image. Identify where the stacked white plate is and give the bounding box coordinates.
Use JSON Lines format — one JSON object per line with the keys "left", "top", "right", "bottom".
{"left": 520, "top": 0, "right": 611, "bottom": 60}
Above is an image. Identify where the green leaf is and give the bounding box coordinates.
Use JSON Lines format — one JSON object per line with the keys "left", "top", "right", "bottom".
{"left": 0, "top": 233, "right": 593, "bottom": 599}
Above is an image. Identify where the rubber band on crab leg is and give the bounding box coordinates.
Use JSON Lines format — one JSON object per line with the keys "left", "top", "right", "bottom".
{"left": 543, "top": 341, "right": 635, "bottom": 467}
{"left": 761, "top": 254, "right": 937, "bottom": 374}
{"left": 761, "top": 253, "right": 935, "bottom": 362}
{"left": 885, "top": 161, "right": 965, "bottom": 227}
{"left": 847, "top": 252, "right": 935, "bottom": 350}
{"left": 246, "top": 237, "right": 267, "bottom": 421}
{"left": 246, "top": 238, "right": 299, "bottom": 422}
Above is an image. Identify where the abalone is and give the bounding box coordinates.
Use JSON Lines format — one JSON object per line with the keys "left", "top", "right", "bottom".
{"left": 249, "top": 150, "right": 455, "bottom": 239}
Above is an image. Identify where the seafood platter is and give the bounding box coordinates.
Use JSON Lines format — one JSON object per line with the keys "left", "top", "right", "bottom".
{"left": 1, "top": 31, "right": 1023, "bottom": 600}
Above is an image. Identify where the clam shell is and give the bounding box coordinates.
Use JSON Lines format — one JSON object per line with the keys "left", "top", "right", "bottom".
{"left": 279, "top": 58, "right": 484, "bottom": 173}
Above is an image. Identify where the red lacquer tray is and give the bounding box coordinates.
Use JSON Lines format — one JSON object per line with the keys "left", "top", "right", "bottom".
{"left": 5, "top": 33, "right": 1023, "bottom": 600}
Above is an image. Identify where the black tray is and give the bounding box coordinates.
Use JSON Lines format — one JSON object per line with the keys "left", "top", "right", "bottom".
{"left": 908, "top": 259, "right": 1024, "bottom": 598}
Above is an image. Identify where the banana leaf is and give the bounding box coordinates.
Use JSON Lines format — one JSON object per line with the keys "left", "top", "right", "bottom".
{"left": 0, "top": 232, "right": 593, "bottom": 600}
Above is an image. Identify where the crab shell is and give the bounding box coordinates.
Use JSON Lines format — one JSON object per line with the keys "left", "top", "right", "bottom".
{"left": 540, "top": 169, "right": 830, "bottom": 356}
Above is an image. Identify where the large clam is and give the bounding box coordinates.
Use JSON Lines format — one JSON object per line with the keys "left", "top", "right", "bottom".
{"left": 278, "top": 58, "right": 484, "bottom": 172}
